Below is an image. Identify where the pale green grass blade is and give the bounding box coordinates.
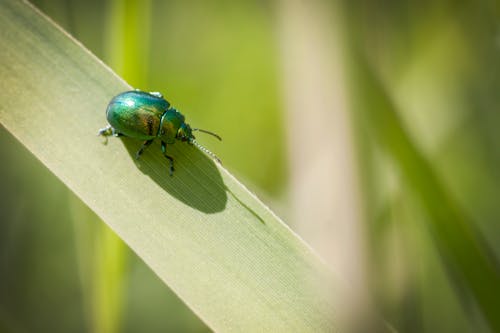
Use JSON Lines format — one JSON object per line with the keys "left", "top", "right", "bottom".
{"left": 0, "top": 1, "right": 339, "bottom": 331}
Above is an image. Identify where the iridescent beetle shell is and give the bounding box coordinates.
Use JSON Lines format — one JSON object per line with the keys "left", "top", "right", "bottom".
{"left": 99, "top": 90, "right": 221, "bottom": 175}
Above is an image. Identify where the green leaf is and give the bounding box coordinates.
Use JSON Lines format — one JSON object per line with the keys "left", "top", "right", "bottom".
{"left": 0, "top": 1, "right": 339, "bottom": 331}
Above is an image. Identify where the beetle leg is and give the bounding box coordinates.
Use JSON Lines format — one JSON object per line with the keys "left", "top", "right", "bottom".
{"left": 161, "top": 141, "right": 175, "bottom": 176}
{"left": 135, "top": 139, "right": 154, "bottom": 159}
{"left": 98, "top": 125, "right": 114, "bottom": 144}
{"left": 149, "top": 91, "right": 163, "bottom": 98}
{"left": 135, "top": 139, "right": 153, "bottom": 160}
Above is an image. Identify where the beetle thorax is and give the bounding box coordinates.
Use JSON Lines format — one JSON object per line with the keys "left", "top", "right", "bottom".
{"left": 158, "top": 108, "right": 185, "bottom": 143}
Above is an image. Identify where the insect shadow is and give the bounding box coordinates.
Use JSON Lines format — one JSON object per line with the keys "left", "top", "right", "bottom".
{"left": 121, "top": 136, "right": 227, "bottom": 213}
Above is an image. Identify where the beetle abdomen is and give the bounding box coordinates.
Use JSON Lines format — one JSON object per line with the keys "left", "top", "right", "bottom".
{"left": 106, "top": 91, "right": 169, "bottom": 140}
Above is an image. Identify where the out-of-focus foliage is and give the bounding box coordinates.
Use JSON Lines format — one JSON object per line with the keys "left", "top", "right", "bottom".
{"left": 344, "top": 1, "right": 500, "bottom": 332}
{"left": 1, "top": 0, "right": 498, "bottom": 332}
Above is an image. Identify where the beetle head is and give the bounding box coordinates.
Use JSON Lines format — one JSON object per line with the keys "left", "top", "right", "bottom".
{"left": 176, "top": 123, "right": 193, "bottom": 142}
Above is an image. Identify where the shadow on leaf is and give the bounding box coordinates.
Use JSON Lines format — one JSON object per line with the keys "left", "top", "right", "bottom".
{"left": 121, "top": 136, "right": 227, "bottom": 214}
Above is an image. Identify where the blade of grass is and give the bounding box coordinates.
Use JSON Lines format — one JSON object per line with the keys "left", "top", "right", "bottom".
{"left": 0, "top": 0, "right": 341, "bottom": 331}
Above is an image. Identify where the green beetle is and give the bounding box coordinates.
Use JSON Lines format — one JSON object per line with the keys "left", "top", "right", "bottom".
{"left": 99, "top": 90, "right": 221, "bottom": 175}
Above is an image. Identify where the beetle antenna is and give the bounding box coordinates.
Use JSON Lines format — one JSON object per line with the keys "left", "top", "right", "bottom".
{"left": 189, "top": 138, "right": 222, "bottom": 164}
{"left": 192, "top": 128, "right": 222, "bottom": 141}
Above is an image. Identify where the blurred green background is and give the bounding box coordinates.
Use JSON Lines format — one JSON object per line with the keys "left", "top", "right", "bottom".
{"left": 1, "top": 0, "right": 498, "bottom": 332}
